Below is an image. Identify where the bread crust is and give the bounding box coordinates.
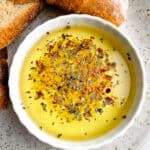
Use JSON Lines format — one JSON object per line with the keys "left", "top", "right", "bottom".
{"left": 10, "top": 0, "right": 39, "bottom": 4}
{"left": 46, "top": 0, "right": 127, "bottom": 26}
{"left": 0, "top": 48, "right": 8, "bottom": 110}
{"left": 0, "top": 1, "right": 43, "bottom": 49}
{"left": 0, "top": 83, "right": 8, "bottom": 109}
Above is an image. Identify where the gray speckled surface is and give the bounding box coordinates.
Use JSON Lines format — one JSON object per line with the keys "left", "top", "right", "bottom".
{"left": 0, "top": 0, "right": 150, "bottom": 149}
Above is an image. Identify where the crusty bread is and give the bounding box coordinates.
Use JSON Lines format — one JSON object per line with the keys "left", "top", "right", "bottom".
{"left": 0, "top": 83, "right": 8, "bottom": 109}
{"left": 0, "top": 0, "right": 43, "bottom": 49}
{"left": 10, "top": 0, "right": 39, "bottom": 4}
{"left": 0, "top": 48, "right": 8, "bottom": 110}
{"left": 46, "top": 0, "right": 128, "bottom": 26}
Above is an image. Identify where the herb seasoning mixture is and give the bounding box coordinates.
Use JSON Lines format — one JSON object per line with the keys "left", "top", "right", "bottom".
{"left": 20, "top": 25, "right": 135, "bottom": 140}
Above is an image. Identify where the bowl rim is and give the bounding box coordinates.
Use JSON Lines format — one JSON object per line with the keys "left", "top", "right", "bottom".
{"left": 9, "top": 14, "right": 146, "bottom": 150}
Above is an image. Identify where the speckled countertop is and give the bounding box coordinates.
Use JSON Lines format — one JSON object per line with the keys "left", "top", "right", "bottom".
{"left": 0, "top": 0, "right": 150, "bottom": 150}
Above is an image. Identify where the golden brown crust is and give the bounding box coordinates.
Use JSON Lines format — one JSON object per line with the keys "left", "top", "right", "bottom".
{"left": 0, "top": 48, "right": 8, "bottom": 110}
{"left": 0, "top": 48, "right": 7, "bottom": 59}
{"left": 10, "top": 0, "right": 39, "bottom": 4}
{"left": 46, "top": 0, "right": 126, "bottom": 26}
{"left": 0, "top": 1, "right": 43, "bottom": 49}
{"left": 0, "top": 84, "right": 8, "bottom": 109}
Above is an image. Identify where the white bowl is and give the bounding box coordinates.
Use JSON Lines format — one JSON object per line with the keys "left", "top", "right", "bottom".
{"left": 9, "top": 14, "right": 145, "bottom": 150}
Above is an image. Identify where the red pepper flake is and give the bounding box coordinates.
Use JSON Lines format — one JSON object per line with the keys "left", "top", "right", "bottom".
{"left": 97, "top": 48, "right": 103, "bottom": 53}
{"left": 105, "top": 75, "right": 112, "bottom": 80}
{"left": 108, "top": 62, "right": 117, "bottom": 68}
{"left": 36, "top": 91, "right": 44, "bottom": 99}
{"left": 46, "top": 44, "right": 53, "bottom": 51}
{"left": 86, "top": 86, "right": 94, "bottom": 93}
{"left": 35, "top": 61, "right": 45, "bottom": 73}
{"left": 98, "top": 69, "right": 107, "bottom": 73}
{"left": 35, "top": 60, "right": 43, "bottom": 67}
{"left": 50, "top": 51, "right": 59, "bottom": 57}
{"left": 98, "top": 82, "right": 106, "bottom": 92}
{"left": 35, "top": 60, "right": 39, "bottom": 66}
{"left": 105, "top": 97, "right": 114, "bottom": 105}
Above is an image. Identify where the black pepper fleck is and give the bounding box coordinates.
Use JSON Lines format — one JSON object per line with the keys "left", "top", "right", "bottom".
{"left": 57, "top": 133, "right": 62, "bottom": 138}
{"left": 122, "top": 115, "right": 127, "bottom": 119}
{"left": 22, "top": 106, "right": 26, "bottom": 109}
{"left": 106, "top": 88, "right": 111, "bottom": 93}
{"left": 113, "top": 117, "right": 117, "bottom": 120}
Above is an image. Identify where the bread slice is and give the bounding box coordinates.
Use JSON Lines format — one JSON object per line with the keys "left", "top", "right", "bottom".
{"left": 46, "top": 0, "right": 128, "bottom": 26}
{"left": 0, "top": 0, "right": 43, "bottom": 49}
